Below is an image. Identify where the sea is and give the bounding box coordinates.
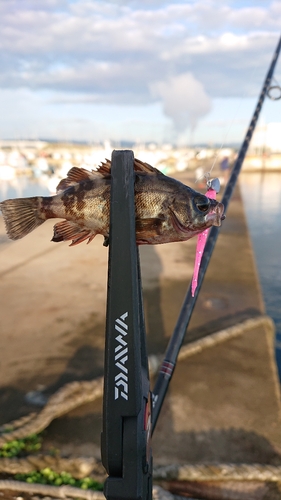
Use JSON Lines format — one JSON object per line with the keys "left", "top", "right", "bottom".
{"left": 1, "top": 171, "right": 281, "bottom": 376}
{"left": 240, "top": 171, "right": 281, "bottom": 378}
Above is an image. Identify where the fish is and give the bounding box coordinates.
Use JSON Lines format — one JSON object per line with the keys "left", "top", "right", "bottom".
{"left": 0, "top": 158, "right": 225, "bottom": 247}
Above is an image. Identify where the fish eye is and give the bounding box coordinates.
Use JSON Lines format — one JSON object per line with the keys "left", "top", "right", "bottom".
{"left": 195, "top": 195, "right": 210, "bottom": 213}
{"left": 197, "top": 203, "right": 209, "bottom": 212}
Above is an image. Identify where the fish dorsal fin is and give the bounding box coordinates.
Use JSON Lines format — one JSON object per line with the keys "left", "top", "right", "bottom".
{"left": 95, "top": 157, "right": 161, "bottom": 178}
{"left": 134, "top": 158, "right": 160, "bottom": 174}
{"left": 57, "top": 158, "right": 162, "bottom": 191}
{"left": 95, "top": 159, "right": 111, "bottom": 178}
{"left": 56, "top": 167, "right": 100, "bottom": 192}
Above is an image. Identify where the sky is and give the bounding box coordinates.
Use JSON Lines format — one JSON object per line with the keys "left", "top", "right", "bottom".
{"left": 0, "top": 0, "right": 281, "bottom": 145}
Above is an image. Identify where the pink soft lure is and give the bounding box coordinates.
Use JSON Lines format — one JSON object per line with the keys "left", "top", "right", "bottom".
{"left": 191, "top": 178, "right": 220, "bottom": 297}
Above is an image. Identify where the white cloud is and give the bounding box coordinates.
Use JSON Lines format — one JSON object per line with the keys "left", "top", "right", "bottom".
{"left": 0, "top": 0, "right": 281, "bottom": 97}
{"left": 0, "top": 0, "right": 280, "bottom": 141}
{"left": 151, "top": 73, "right": 212, "bottom": 131}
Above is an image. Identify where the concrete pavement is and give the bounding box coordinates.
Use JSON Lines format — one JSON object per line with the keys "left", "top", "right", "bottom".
{"left": 0, "top": 172, "right": 280, "bottom": 467}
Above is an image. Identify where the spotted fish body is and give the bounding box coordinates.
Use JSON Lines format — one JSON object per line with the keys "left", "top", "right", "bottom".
{"left": 0, "top": 159, "right": 225, "bottom": 246}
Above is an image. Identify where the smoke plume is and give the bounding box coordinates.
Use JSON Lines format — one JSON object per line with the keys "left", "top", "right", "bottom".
{"left": 151, "top": 72, "right": 212, "bottom": 132}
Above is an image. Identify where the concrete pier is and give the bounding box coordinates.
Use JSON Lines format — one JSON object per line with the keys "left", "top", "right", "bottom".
{"left": 0, "top": 172, "right": 280, "bottom": 466}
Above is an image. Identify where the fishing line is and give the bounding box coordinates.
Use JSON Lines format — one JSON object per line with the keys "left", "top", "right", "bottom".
{"left": 197, "top": 39, "right": 276, "bottom": 183}
{"left": 193, "top": 41, "right": 278, "bottom": 294}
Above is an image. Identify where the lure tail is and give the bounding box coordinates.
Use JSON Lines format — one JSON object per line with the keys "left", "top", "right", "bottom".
{"left": 191, "top": 178, "right": 220, "bottom": 297}
{"left": 191, "top": 229, "right": 209, "bottom": 297}
{"left": 0, "top": 197, "right": 45, "bottom": 240}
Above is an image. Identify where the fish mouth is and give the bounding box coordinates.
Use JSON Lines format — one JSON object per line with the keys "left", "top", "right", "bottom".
{"left": 205, "top": 202, "right": 225, "bottom": 226}
{"left": 169, "top": 199, "right": 225, "bottom": 235}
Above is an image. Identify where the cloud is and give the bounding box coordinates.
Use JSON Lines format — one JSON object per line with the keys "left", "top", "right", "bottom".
{"left": 0, "top": 0, "right": 281, "bottom": 140}
{"left": 0, "top": 1, "right": 280, "bottom": 106}
{"left": 151, "top": 73, "right": 212, "bottom": 131}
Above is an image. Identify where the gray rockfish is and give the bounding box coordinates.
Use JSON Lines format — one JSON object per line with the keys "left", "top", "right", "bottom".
{"left": 0, "top": 159, "right": 225, "bottom": 246}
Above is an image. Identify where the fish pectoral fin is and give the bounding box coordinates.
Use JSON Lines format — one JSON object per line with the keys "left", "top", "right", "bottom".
{"left": 135, "top": 217, "right": 164, "bottom": 234}
{"left": 52, "top": 220, "right": 96, "bottom": 246}
{"left": 56, "top": 167, "right": 100, "bottom": 192}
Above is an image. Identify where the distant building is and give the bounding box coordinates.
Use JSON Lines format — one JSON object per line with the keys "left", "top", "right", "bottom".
{"left": 250, "top": 122, "right": 281, "bottom": 153}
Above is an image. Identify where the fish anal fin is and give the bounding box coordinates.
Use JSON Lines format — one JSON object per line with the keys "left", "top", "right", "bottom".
{"left": 69, "top": 233, "right": 94, "bottom": 246}
{"left": 56, "top": 167, "right": 100, "bottom": 192}
{"left": 52, "top": 220, "right": 96, "bottom": 246}
{"left": 87, "top": 233, "right": 96, "bottom": 244}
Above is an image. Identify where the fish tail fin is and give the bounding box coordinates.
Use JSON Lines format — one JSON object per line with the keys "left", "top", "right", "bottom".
{"left": 0, "top": 197, "right": 45, "bottom": 240}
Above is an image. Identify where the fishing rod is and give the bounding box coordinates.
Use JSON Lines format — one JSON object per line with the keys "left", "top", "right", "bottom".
{"left": 151, "top": 34, "right": 281, "bottom": 432}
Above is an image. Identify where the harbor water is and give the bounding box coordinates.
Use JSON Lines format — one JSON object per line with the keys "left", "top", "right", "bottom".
{"left": 240, "top": 171, "right": 281, "bottom": 378}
